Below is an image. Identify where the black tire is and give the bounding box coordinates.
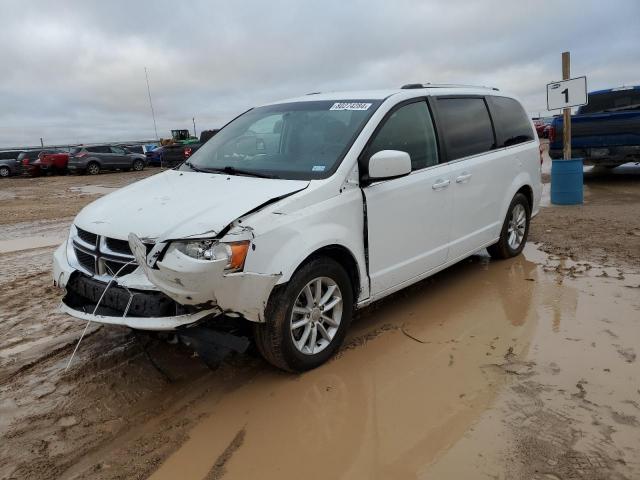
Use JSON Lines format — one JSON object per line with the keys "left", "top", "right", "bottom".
{"left": 86, "top": 162, "right": 100, "bottom": 175}
{"left": 487, "top": 192, "right": 531, "bottom": 259}
{"left": 0, "top": 166, "right": 9, "bottom": 178}
{"left": 254, "top": 257, "right": 353, "bottom": 372}
{"left": 132, "top": 159, "right": 145, "bottom": 171}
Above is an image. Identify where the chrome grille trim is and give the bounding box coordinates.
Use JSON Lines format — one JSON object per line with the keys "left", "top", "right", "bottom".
{"left": 70, "top": 225, "right": 139, "bottom": 280}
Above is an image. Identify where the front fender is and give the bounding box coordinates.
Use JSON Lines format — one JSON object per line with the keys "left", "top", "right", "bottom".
{"left": 244, "top": 189, "right": 369, "bottom": 302}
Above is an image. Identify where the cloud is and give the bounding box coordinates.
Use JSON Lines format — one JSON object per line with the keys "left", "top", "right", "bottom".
{"left": 0, "top": 0, "right": 638, "bottom": 147}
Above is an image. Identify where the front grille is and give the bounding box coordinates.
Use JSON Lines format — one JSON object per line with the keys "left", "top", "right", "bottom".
{"left": 75, "top": 248, "right": 96, "bottom": 274}
{"left": 71, "top": 226, "right": 142, "bottom": 279}
{"left": 105, "top": 237, "right": 132, "bottom": 255}
{"left": 104, "top": 259, "right": 137, "bottom": 276}
{"left": 76, "top": 227, "right": 97, "bottom": 246}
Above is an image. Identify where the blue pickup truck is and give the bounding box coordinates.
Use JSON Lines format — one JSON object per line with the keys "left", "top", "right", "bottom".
{"left": 549, "top": 85, "right": 640, "bottom": 167}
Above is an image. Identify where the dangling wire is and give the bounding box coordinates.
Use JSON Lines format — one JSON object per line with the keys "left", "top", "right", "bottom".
{"left": 64, "top": 260, "right": 135, "bottom": 372}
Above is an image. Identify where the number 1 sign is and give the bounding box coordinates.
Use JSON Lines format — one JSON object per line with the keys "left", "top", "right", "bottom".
{"left": 546, "top": 76, "right": 588, "bottom": 110}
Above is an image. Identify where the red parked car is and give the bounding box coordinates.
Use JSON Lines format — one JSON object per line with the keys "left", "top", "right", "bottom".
{"left": 39, "top": 151, "right": 69, "bottom": 174}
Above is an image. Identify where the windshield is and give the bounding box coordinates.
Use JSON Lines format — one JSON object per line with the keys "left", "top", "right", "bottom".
{"left": 181, "top": 100, "right": 382, "bottom": 180}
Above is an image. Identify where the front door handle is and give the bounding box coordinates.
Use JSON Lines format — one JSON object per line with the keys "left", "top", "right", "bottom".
{"left": 432, "top": 179, "right": 451, "bottom": 190}
{"left": 455, "top": 172, "right": 472, "bottom": 183}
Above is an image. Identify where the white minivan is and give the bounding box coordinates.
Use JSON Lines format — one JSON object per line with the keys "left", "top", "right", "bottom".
{"left": 53, "top": 84, "right": 542, "bottom": 371}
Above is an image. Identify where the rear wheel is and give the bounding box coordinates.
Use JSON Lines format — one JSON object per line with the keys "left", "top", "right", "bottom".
{"left": 254, "top": 257, "right": 353, "bottom": 372}
{"left": 0, "top": 166, "right": 9, "bottom": 178}
{"left": 132, "top": 159, "right": 145, "bottom": 171}
{"left": 86, "top": 162, "right": 100, "bottom": 175}
{"left": 487, "top": 192, "right": 530, "bottom": 259}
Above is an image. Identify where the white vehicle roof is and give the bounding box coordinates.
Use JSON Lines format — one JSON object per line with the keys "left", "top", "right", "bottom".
{"left": 267, "top": 84, "right": 510, "bottom": 106}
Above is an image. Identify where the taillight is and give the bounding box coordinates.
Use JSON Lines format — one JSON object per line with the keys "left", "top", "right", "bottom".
{"left": 184, "top": 147, "right": 192, "bottom": 158}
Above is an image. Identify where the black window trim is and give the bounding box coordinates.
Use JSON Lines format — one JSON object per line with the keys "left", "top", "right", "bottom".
{"left": 485, "top": 95, "right": 537, "bottom": 150}
{"left": 358, "top": 96, "right": 444, "bottom": 184}
{"left": 430, "top": 94, "right": 499, "bottom": 164}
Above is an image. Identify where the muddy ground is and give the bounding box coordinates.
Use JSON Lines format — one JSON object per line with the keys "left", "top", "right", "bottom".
{"left": 0, "top": 162, "right": 639, "bottom": 480}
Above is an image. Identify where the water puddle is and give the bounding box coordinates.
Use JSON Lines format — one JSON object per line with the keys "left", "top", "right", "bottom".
{"left": 150, "top": 248, "right": 548, "bottom": 480}
{"left": 69, "top": 185, "right": 117, "bottom": 195}
{"left": 146, "top": 245, "right": 640, "bottom": 479}
{"left": 0, "top": 234, "right": 67, "bottom": 254}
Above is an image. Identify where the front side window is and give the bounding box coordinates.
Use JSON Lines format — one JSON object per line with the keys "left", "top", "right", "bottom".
{"left": 364, "top": 101, "right": 438, "bottom": 172}
{"left": 488, "top": 96, "right": 535, "bottom": 147}
{"left": 182, "top": 100, "right": 382, "bottom": 180}
{"left": 437, "top": 97, "right": 495, "bottom": 160}
{"left": 110, "top": 146, "right": 125, "bottom": 154}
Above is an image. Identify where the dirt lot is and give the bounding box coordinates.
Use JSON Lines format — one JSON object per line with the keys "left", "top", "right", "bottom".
{"left": 1, "top": 163, "right": 639, "bottom": 480}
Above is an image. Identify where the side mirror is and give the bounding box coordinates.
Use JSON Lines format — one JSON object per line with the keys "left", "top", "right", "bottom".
{"left": 368, "top": 150, "right": 412, "bottom": 180}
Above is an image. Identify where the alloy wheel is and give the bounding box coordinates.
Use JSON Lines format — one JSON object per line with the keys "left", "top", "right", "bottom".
{"left": 290, "top": 277, "right": 343, "bottom": 355}
{"left": 507, "top": 203, "right": 527, "bottom": 250}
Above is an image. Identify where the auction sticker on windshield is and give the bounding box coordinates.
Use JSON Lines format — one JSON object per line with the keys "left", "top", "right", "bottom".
{"left": 330, "top": 102, "right": 372, "bottom": 111}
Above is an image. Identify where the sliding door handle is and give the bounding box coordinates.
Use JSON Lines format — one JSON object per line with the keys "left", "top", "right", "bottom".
{"left": 432, "top": 179, "right": 451, "bottom": 190}
{"left": 455, "top": 173, "right": 472, "bottom": 183}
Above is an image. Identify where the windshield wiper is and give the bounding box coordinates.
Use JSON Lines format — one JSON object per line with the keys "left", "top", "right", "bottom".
{"left": 203, "top": 166, "right": 278, "bottom": 179}
{"left": 183, "top": 160, "right": 207, "bottom": 172}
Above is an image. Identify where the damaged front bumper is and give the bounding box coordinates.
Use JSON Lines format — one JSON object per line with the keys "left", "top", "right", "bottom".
{"left": 53, "top": 238, "right": 280, "bottom": 331}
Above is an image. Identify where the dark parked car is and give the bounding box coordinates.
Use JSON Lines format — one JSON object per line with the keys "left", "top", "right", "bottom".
{"left": 0, "top": 150, "right": 25, "bottom": 177}
{"left": 549, "top": 85, "right": 640, "bottom": 167}
{"left": 160, "top": 129, "right": 220, "bottom": 167}
{"left": 67, "top": 145, "right": 147, "bottom": 175}
{"left": 145, "top": 146, "right": 164, "bottom": 166}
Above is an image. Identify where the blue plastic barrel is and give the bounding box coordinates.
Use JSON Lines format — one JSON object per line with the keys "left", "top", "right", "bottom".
{"left": 551, "top": 158, "right": 583, "bottom": 205}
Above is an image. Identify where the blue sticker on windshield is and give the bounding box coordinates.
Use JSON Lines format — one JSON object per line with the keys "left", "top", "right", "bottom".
{"left": 312, "top": 165, "right": 326, "bottom": 172}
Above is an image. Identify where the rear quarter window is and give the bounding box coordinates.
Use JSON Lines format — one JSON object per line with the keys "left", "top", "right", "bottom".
{"left": 436, "top": 97, "right": 495, "bottom": 161}
{"left": 487, "top": 96, "right": 535, "bottom": 147}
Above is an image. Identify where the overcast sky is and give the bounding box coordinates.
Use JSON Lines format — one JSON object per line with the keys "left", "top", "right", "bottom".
{"left": 0, "top": 0, "right": 638, "bottom": 148}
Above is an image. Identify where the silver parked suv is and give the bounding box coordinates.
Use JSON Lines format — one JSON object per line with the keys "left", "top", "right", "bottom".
{"left": 67, "top": 145, "right": 146, "bottom": 175}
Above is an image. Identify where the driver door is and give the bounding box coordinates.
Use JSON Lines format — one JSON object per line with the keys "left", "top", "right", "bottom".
{"left": 362, "top": 100, "right": 453, "bottom": 298}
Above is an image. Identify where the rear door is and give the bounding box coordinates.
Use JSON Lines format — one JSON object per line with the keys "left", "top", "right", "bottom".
{"left": 433, "top": 96, "right": 504, "bottom": 259}
{"left": 110, "top": 146, "right": 131, "bottom": 168}
{"left": 362, "top": 99, "right": 453, "bottom": 298}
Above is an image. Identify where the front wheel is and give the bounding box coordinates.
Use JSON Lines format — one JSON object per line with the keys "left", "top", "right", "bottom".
{"left": 487, "top": 192, "right": 531, "bottom": 259}
{"left": 254, "top": 257, "right": 353, "bottom": 372}
{"left": 0, "top": 166, "right": 9, "bottom": 178}
{"left": 132, "top": 159, "right": 145, "bottom": 171}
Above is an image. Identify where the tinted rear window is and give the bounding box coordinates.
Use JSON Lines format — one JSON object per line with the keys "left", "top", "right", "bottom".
{"left": 578, "top": 89, "right": 640, "bottom": 114}
{"left": 488, "top": 96, "right": 535, "bottom": 147}
{"left": 87, "top": 146, "right": 110, "bottom": 153}
{"left": 0, "top": 151, "right": 22, "bottom": 160}
{"left": 436, "top": 98, "right": 495, "bottom": 160}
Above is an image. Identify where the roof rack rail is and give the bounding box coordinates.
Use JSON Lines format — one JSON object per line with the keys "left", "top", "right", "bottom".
{"left": 401, "top": 83, "right": 499, "bottom": 91}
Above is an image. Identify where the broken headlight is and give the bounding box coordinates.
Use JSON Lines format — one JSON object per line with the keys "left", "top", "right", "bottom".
{"left": 173, "top": 239, "right": 250, "bottom": 271}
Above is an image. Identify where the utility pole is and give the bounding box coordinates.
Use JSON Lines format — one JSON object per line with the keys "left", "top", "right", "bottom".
{"left": 40, "top": 137, "right": 44, "bottom": 148}
{"left": 144, "top": 67, "right": 159, "bottom": 141}
{"left": 192, "top": 117, "right": 197, "bottom": 138}
{"left": 562, "top": 51, "right": 571, "bottom": 160}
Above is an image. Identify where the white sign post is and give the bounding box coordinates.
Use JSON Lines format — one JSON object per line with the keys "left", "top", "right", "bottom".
{"left": 546, "top": 76, "right": 588, "bottom": 111}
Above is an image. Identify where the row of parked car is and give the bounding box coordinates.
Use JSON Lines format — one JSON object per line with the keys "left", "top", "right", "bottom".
{"left": 0, "top": 144, "right": 150, "bottom": 178}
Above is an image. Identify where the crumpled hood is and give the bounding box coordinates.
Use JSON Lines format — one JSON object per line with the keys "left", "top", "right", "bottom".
{"left": 74, "top": 170, "right": 309, "bottom": 240}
